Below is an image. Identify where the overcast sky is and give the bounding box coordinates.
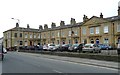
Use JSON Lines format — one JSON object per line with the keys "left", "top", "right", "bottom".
{"left": 0, "top": 0, "right": 119, "bottom": 37}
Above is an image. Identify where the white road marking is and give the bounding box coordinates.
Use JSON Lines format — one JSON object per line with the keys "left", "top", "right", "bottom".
{"left": 18, "top": 52, "right": 118, "bottom": 72}
{"left": 40, "top": 57, "right": 118, "bottom": 71}
{"left": 53, "top": 70, "right": 62, "bottom": 73}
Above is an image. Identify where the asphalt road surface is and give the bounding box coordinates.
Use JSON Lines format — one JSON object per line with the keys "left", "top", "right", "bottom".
{"left": 1, "top": 52, "right": 118, "bottom": 74}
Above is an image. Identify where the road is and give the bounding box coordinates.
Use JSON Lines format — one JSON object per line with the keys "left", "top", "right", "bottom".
{"left": 1, "top": 52, "right": 118, "bottom": 74}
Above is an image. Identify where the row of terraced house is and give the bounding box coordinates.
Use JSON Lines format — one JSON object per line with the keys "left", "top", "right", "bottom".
{"left": 3, "top": 6, "right": 120, "bottom": 49}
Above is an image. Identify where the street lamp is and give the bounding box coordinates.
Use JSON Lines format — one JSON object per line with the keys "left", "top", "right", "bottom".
{"left": 11, "top": 18, "right": 20, "bottom": 24}
{"left": 11, "top": 18, "right": 20, "bottom": 52}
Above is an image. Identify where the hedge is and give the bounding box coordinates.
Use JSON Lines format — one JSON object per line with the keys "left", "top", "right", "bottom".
{"left": 19, "top": 50, "right": 119, "bottom": 62}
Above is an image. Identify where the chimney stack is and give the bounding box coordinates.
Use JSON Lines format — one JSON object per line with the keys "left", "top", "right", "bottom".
{"left": 51, "top": 22, "right": 56, "bottom": 28}
{"left": 39, "top": 25, "right": 43, "bottom": 30}
{"left": 118, "top": 7, "right": 120, "bottom": 16}
{"left": 83, "top": 15, "right": 88, "bottom": 22}
{"left": 60, "top": 21, "right": 65, "bottom": 27}
{"left": 44, "top": 24, "right": 48, "bottom": 30}
{"left": 70, "top": 18, "right": 76, "bottom": 25}
{"left": 27, "top": 24, "right": 30, "bottom": 28}
{"left": 118, "top": 1, "right": 120, "bottom": 15}
{"left": 100, "top": 13, "right": 103, "bottom": 18}
{"left": 16, "top": 23, "right": 19, "bottom": 27}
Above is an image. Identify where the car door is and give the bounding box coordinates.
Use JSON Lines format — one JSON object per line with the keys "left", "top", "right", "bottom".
{"left": 93, "top": 44, "right": 98, "bottom": 51}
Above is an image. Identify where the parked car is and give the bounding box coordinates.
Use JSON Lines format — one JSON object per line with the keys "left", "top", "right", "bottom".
{"left": 43, "top": 44, "right": 48, "bottom": 51}
{"left": 55, "top": 44, "right": 61, "bottom": 51}
{"left": 82, "top": 44, "right": 101, "bottom": 53}
{"left": 59, "top": 44, "right": 72, "bottom": 52}
{"left": 117, "top": 43, "right": 120, "bottom": 55}
{"left": 47, "top": 44, "right": 57, "bottom": 51}
{"left": 33, "top": 45, "right": 43, "bottom": 50}
{"left": 68, "top": 43, "right": 84, "bottom": 52}
{"left": 76, "top": 43, "right": 84, "bottom": 52}
{"left": 26, "top": 46, "right": 35, "bottom": 50}
{"left": 98, "top": 44, "right": 112, "bottom": 50}
{"left": 0, "top": 44, "right": 4, "bottom": 61}
{"left": 68, "top": 44, "right": 79, "bottom": 52}
{"left": 3, "top": 48, "right": 7, "bottom": 54}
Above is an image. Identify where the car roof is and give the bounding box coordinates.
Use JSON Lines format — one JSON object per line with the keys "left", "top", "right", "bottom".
{"left": 85, "top": 44, "right": 94, "bottom": 45}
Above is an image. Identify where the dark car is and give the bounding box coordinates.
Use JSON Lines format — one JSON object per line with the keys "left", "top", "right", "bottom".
{"left": 25, "top": 46, "right": 35, "bottom": 50}
{"left": 35, "top": 45, "right": 43, "bottom": 50}
{"left": 68, "top": 43, "right": 84, "bottom": 52}
{"left": 59, "top": 44, "right": 72, "bottom": 52}
{"left": 76, "top": 43, "right": 84, "bottom": 52}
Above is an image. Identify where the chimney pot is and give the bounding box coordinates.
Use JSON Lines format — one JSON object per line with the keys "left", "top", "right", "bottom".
{"left": 100, "top": 13, "right": 103, "bottom": 18}
{"left": 27, "top": 24, "right": 30, "bottom": 28}
{"left": 60, "top": 21, "right": 65, "bottom": 26}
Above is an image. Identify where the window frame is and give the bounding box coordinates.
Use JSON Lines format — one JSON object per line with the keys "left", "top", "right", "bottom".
{"left": 14, "top": 33, "right": 17, "bottom": 38}
{"left": 96, "top": 27, "right": 99, "bottom": 34}
{"left": 20, "top": 33, "right": 22, "bottom": 37}
{"left": 30, "top": 34, "right": 32, "bottom": 38}
{"left": 82, "top": 27, "right": 86, "bottom": 35}
{"left": 104, "top": 26, "right": 108, "bottom": 33}
{"left": 90, "top": 27, "right": 94, "bottom": 34}
{"left": 117, "top": 24, "right": 120, "bottom": 32}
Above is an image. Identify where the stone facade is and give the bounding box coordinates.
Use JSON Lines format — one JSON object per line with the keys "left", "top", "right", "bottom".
{"left": 3, "top": 7, "right": 120, "bottom": 49}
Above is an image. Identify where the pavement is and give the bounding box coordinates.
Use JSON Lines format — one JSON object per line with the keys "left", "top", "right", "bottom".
{"left": 20, "top": 52, "right": 119, "bottom": 70}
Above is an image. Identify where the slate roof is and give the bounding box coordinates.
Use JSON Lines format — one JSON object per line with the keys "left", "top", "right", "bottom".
{"left": 3, "top": 15, "right": 119, "bottom": 33}
{"left": 105, "top": 15, "right": 120, "bottom": 21}
{"left": 3, "top": 22, "right": 83, "bottom": 33}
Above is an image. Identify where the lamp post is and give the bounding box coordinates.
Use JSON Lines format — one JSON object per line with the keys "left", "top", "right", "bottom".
{"left": 11, "top": 18, "right": 20, "bottom": 24}
{"left": 11, "top": 18, "right": 20, "bottom": 52}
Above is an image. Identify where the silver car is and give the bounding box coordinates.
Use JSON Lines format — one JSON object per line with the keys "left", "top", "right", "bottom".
{"left": 82, "top": 44, "right": 101, "bottom": 53}
{"left": 47, "top": 44, "right": 57, "bottom": 51}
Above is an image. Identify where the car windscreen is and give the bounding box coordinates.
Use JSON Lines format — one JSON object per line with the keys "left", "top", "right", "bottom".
{"left": 73, "top": 44, "right": 79, "bottom": 47}
{"left": 50, "top": 44, "right": 55, "bottom": 46}
{"left": 84, "top": 44, "right": 92, "bottom": 47}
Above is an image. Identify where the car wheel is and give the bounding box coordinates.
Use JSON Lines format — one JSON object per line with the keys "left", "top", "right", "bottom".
{"left": 82, "top": 51, "right": 85, "bottom": 53}
{"left": 99, "top": 50, "right": 101, "bottom": 53}
{"left": 92, "top": 49, "right": 95, "bottom": 53}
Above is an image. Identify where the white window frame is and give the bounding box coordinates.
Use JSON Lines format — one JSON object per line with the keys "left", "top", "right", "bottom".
{"left": 25, "top": 34, "right": 28, "bottom": 38}
{"left": 82, "top": 27, "right": 86, "bottom": 35}
{"left": 52, "top": 32, "right": 54, "bottom": 38}
{"left": 14, "top": 41, "right": 17, "bottom": 46}
{"left": 90, "top": 27, "right": 94, "bottom": 34}
{"left": 62, "top": 31, "right": 64, "bottom": 37}
{"left": 69, "top": 31, "right": 71, "bottom": 36}
{"left": 96, "top": 27, "right": 99, "bottom": 34}
{"left": 34, "top": 34, "right": 36, "bottom": 38}
{"left": 117, "top": 24, "right": 120, "bottom": 32}
{"left": 38, "top": 34, "right": 40, "bottom": 38}
{"left": 75, "top": 30, "right": 78, "bottom": 35}
{"left": 104, "top": 26, "right": 108, "bottom": 33}
{"left": 30, "top": 34, "right": 32, "bottom": 38}
{"left": 25, "top": 41, "right": 27, "bottom": 46}
{"left": 58, "top": 32, "right": 60, "bottom": 37}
